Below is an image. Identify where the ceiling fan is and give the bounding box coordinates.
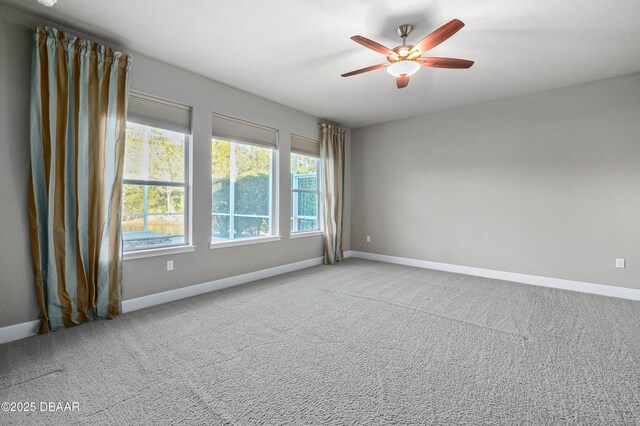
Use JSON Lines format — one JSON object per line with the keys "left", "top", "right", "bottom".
{"left": 341, "top": 19, "right": 474, "bottom": 89}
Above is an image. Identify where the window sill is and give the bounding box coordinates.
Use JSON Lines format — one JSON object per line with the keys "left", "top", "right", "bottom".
{"left": 290, "top": 230, "right": 323, "bottom": 239}
{"left": 123, "top": 245, "right": 196, "bottom": 261}
{"left": 209, "top": 235, "right": 282, "bottom": 249}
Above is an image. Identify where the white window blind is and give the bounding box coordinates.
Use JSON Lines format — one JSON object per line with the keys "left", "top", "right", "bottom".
{"left": 291, "top": 134, "right": 320, "bottom": 157}
{"left": 128, "top": 91, "right": 192, "bottom": 134}
{"left": 212, "top": 112, "right": 278, "bottom": 149}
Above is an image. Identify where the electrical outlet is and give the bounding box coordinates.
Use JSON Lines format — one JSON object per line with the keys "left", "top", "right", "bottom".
{"left": 366, "top": 235, "right": 371, "bottom": 243}
{"left": 167, "top": 260, "right": 174, "bottom": 271}
{"left": 616, "top": 258, "right": 625, "bottom": 269}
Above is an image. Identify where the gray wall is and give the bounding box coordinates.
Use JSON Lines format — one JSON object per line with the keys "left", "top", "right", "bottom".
{"left": 0, "top": 5, "right": 350, "bottom": 328}
{"left": 351, "top": 73, "right": 640, "bottom": 289}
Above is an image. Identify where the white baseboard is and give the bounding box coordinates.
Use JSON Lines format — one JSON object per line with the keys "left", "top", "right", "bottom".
{"left": 0, "top": 320, "right": 41, "bottom": 345}
{"left": 121, "top": 256, "right": 324, "bottom": 312}
{"left": 349, "top": 251, "right": 640, "bottom": 301}
{"left": 0, "top": 256, "right": 324, "bottom": 345}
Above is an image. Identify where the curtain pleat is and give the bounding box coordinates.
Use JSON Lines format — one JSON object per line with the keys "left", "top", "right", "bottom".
{"left": 29, "top": 25, "right": 131, "bottom": 333}
{"left": 319, "top": 123, "right": 346, "bottom": 265}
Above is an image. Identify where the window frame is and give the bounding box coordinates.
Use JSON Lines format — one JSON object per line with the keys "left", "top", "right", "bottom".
{"left": 290, "top": 153, "right": 322, "bottom": 237}
{"left": 209, "top": 135, "right": 279, "bottom": 249}
{"left": 122, "top": 121, "right": 193, "bottom": 258}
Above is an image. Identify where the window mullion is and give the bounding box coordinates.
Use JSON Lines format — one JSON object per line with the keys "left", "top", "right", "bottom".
{"left": 143, "top": 125, "right": 150, "bottom": 180}
{"left": 292, "top": 154, "right": 298, "bottom": 232}
{"left": 229, "top": 143, "right": 236, "bottom": 240}
{"left": 123, "top": 179, "right": 185, "bottom": 187}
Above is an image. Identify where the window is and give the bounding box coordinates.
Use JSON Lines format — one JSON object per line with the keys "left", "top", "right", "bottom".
{"left": 290, "top": 134, "right": 321, "bottom": 234}
{"left": 211, "top": 113, "right": 278, "bottom": 244}
{"left": 122, "top": 92, "right": 191, "bottom": 252}
{"left": 291, "top": 154, "right": 320, "bottom": 232}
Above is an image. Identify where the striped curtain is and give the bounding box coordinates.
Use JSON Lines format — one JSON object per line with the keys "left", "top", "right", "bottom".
{"left": 29, "top": 26, "right": 131, "bottom": 333}
{"left": 319, "top": 123, "right": 346, "bottom": 265}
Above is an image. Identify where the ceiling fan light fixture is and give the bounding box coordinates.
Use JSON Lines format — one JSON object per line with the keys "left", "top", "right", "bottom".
{"left": 398, "top": 47, "right": 410, "bottom": 57}
{"left": 407, "top": 50, "right": 421, "bottom": 60}
{"left": 387, "top": 60, "right": 420, "bottom": 77}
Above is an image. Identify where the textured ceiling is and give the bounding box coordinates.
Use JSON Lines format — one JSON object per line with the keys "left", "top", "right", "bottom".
{"left": 3, "top": 0, "right": 640, "bottom": 128}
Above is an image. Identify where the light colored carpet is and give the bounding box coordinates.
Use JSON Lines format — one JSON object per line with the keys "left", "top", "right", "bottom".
{"left": 1, "top": 258, "right": 640, "bottom": 425}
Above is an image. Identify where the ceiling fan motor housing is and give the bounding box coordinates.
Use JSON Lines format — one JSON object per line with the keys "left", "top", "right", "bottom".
{"left": 388, "top": 24, "right": 415, "bottom": 61}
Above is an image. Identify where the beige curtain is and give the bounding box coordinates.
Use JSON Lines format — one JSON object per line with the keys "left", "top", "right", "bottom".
{"left": 319, "top": 123, "right": 346, "bottom": 264}
{"left": 29, "top": 25, "right": 131, "bottom": 333}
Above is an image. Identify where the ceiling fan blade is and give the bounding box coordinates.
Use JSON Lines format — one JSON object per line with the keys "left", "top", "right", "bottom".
{"left": 341, "top": 63, "right": 389, "bottom": 77}
{"left": 418, "top": 57, "right": 474, "bottom": 69}
{"left": 409, "top": 19, "right": 465, "bottom": 56}
{"left": 396, "top": 75, "right": 410, "bottom": 89}
{"left": 351, "top": 35, "right": 398, "bottom": 58}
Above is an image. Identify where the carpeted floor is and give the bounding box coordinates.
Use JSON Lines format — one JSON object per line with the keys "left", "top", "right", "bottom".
{"left": 1, "top": 258, "right": 640, "bottom": 425}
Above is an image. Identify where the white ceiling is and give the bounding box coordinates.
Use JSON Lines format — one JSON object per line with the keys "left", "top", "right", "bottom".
{"left": 4, "top": 0, "right": 640, "bottom": 128}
